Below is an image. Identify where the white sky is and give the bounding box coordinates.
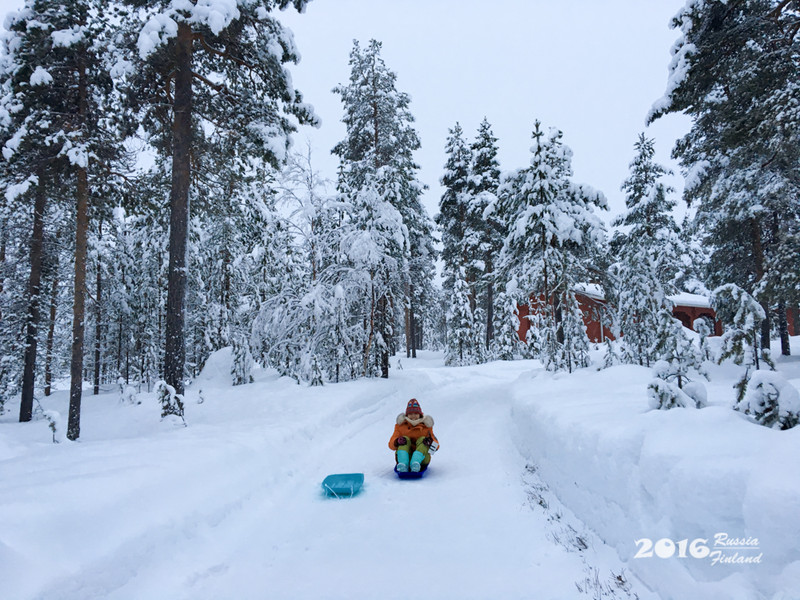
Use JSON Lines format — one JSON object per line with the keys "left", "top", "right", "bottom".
{"left": 278, "top": 0, "right": 693, "bottom": 225}
{"left": 0, "top": 0, "right": 693, "bottom": 226}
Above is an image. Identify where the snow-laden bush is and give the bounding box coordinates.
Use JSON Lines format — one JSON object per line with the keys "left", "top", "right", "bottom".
{"left": 120, "top": 384, "right": 139, "bottom": 405}
{"left": 42, "top": 410, "right": 67, "bottom": 443}
{"left": 155, "top": 380, "right": 185, "bottom": 424}
{"left": 712, "top": 283, "right": 773, "bottom": 404}
{"left": 647, "top": 378, "right": 693, "bottom": 410}
{"left": 648, "top": 360, "right": 706, "bottom": 410}
{"left": 647, "top": 312, "right": 707, "bottom": 411}
{"left": 736, "top": 371, "right": 800, "bottom": 430}
{"left": 683, "top": 381, "right": 708, "bottom": 408}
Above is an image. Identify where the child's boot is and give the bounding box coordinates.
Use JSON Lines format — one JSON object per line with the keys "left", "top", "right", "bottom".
{"left": 396, "top": 450, "right": 410, "bottom": 472}
{"left": 410, "top": 451, "right": 426, "bottom": 472}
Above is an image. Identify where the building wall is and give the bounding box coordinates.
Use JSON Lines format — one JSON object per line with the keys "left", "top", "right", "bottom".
{"left": 516, "top": 293, "right": 614, "bottom": 343}
{"left": 517, "top": 295, "right": 724, "bottom": 343}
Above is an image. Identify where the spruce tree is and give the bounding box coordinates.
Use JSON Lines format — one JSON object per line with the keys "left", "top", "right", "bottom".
{"left": 438, "top": 123, "right": 483, "bottom": 363}
{"left": 713, "top": 283, "right": 774, "bottom": 404}
{"left": 498, "top": 121, "right": 607, "bottom": 372}
{"left": 1, "top": 0, "right": 127, "bottom": 438}
{"left": 468, "top": 118, "right": 503, "bottom": 349}
{"left": 649, "top": 0, "right": 800, "bottom": 353}
{"left": 332, "top": 39, "right": 431, "bottom": 378}
{"left": 610, "top": 134, "right": 684, "bottom": 367}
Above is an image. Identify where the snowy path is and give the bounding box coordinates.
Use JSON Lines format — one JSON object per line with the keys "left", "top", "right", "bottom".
{"left": 1, "top": 353, "right": 655, "bottom": 600}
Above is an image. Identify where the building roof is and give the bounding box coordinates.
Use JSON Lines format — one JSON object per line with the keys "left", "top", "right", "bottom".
{"left": 572, "top": 284, "right": 712, "bottom": 309}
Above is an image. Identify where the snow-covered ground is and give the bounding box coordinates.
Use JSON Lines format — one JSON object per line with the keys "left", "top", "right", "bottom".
{"left": 1, "top": 345, "right": 798, "bottom": 600}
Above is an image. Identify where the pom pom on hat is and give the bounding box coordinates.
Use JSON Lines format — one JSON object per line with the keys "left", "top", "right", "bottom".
{"left": 405, "top": 398, "right": 423, "bottom": 416}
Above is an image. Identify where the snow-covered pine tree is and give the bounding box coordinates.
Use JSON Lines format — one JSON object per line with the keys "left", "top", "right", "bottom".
{"left": 694, "top": 316, "right": 714, "bottom": 363}
{"left": 155, "top": 379, "right": 185, "bottom": 424}
{"left": 490, "top": 279, "right": 523, "bottom": 361}
{"left": 1, "top": 0, "right": 129, "bottom": 438}
{"left": 610, "top": 134, "right": 684, "bottom": 368}
{"left": 739, "top": 370, "right": 800, "bottom": 430}
{"left": 649, "top": 0, "right": 800, "bottom": 355}
{"left": 468, "top": 118, "right": 503, "bottom": 350}
{"left": 437, "top": 123, "right": 485, "bottom": 364}
{"left": 110, "top": 168, "right": 171, "bottom": 392}
{"left": 120, "top": 0, "right": 318, "bottom": 395}
{"left": 498, "top": 121, "right": 607, "bottom": 372}
{"left": 437, "top": 123, "right": 471, "bottom": 294}
{"left": 713, "top": 283, "right": 774, "bottom": 406}
{"left": 231, "top": 337, "right": 255, "bottom": 386}
{"left": 649, "top": 309, "right": 707, "bottom": 408}
{"left": 445, "top": 266, "right": 480, "bottom": 366}
{"left": 332, "top": 39, "right": 431, "bottom": 378}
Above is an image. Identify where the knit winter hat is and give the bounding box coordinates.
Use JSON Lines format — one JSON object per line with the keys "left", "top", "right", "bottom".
{"left": 405, "top": 398, "right": 423, "bottom": 416}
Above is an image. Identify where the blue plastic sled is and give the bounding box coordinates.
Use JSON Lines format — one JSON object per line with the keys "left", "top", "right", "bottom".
{"left": 394, "top": 465, "right": 427, "bottom": 479}
{"left": 321, "top": 473, "right": 364, "bottom": 498}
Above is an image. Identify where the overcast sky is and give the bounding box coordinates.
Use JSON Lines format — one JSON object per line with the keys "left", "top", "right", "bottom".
{"left": 0, "top": 0, "right": 693, "bottom": 225}
{"left": 278, "top": 0, "right": 693, "bottom": 225}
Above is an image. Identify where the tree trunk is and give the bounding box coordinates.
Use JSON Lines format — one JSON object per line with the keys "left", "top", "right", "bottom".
{"left": 68, "top": 166, "right": 89, "bottom": 440}
{"left": 0, "top": 229, "right": 6, "bottom": 320}
{"left": 164, "top": 22, "right": 194, "bottom": 396}
{"left": 404, "top": 284, "right": 411, "bottom": 358}
{"left": 750, "top": 217, "right": 771, "bottom": 350}
{"left": 379, "top": 295, "right": 389, "bottom": 378}
{"left": 409, "top": 288, "right": 417, "bottom": 359}
{"left": 485, "top": 278, "right": 494, "bottom": 350}
{"left": 778, "top": 300, "right": 790, "bottom": 356}
{"left": 67, "top": 48, "right": 91, "bottom": 441}
{"left": 19, "top": 172, "right": 47, "bottom": 422}
{"left": 554, "top": 292, "right": 564, "bottom": 345}
{"left": 44, "top": 273, "right": 58, "bottom": 396}
{"left": 94, "top": 219, "right": 103, "bottom": 395}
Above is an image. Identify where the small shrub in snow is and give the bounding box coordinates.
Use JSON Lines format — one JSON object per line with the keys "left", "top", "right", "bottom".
{"left": 155, "top": 380, "right": 186, "bottom": 425}
{"left": 120, "top": 384, "right": 139, "bottom": 405}
{"left": 648, "top": 377, "right": 694, "bottom": 410}
{"left": 42, "top": 410, "right": 67, "bottom": 443}
{"left": 600, "top": 339, "right": 621, "bottom": 370}
{"left": 683, "top": 381, "right": 708, "bottom": 409}
{"left": 737, "top": 371, "right": 800, "bottom": 430}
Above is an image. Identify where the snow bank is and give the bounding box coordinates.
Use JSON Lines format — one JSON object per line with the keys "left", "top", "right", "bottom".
{"left": 510, "top": 364, "right": 800, "bottom": 600}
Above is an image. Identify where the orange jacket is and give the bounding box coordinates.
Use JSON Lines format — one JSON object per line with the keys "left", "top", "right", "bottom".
{"left": 388, "top": 413, "right": 439, "bottom": 449}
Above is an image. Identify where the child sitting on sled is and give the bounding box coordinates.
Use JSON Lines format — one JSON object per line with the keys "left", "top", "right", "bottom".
{"left": 389, "top": 399, "right": 439, "bottom": 472}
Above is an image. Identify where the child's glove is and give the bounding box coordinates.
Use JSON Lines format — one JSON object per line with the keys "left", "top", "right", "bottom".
{"left": 395, "top": 436, "right": 407, "bottom": 447}
{"left": 423, "top": 436, "right": 433, "bottom": 447}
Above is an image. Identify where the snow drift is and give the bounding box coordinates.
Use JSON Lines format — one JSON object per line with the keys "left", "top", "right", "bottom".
{"left": 510, "top": 363, "right": 800, "bottom": 600}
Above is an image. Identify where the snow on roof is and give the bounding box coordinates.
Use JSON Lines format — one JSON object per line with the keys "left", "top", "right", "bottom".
{"left": 573, "top": 283, "right": 605, "bottom": 300}
{"left": 669, "top": 292, "right": 711, "bottom": 308}
{"left": 571, "top": 285, "right": 712, "bottom": 309}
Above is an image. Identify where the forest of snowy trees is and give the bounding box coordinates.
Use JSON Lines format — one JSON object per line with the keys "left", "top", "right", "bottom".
{"left": 1, "top": 0, "right": 799, "bottom": 439}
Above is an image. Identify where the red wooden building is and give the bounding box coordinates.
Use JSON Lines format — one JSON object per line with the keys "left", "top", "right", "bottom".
{"left": 514, "top": 286, "right": 799, "bottom": 343}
